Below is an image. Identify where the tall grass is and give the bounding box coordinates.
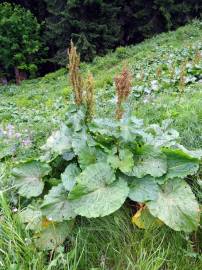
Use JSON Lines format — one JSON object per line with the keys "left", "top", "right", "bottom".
{"left": 0, "top": 193, "right": 201, "bottom": 269}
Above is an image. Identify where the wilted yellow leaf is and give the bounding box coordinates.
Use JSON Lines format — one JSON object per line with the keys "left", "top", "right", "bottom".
{"left": 132, "top": 207, "right": 163, "bottom": 229}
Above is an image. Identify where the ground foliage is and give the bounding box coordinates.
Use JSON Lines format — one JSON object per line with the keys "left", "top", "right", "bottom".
{"left": 8, "top": 97, "right": 202, "bottom": 250}
{"left": 0, "top": 22, "right": 202, "bottom": 267}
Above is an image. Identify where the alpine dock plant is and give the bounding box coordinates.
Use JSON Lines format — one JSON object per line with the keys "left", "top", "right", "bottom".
{"left": 68, "top": 41, "right": 83, "bottom": 105}
{"left": 9, "top": 44, "right": 202, "bottom": 251}
{"left": 115, "top": 65, "right": 132, "bottom": 119}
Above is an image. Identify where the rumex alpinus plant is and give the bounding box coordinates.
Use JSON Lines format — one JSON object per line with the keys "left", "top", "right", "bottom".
{"left": 156, "top": 66, "right": 162, "bottom": 79}
{"left": 115, "top": 66, "right": 132, "bottom": 119}
{"left": 68, "top": 41, "right": 83, "bottom": 105}
{"left": 7, "top": 43, "right": 202, "bottom": 251}
{"left": 68, "top": 41, "right": 95, "bottom": 119}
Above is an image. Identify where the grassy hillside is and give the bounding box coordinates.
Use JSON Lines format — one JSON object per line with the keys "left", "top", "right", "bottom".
{"left": 0, "top": 21, "right": 202, "bottom": 269}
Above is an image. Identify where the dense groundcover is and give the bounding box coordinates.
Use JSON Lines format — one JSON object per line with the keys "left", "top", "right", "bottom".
{"left": 0, "top": 22, "right": 202, "bottom": 269}
{"left": 7, "top": 40, "right": 202, "bottom": 250}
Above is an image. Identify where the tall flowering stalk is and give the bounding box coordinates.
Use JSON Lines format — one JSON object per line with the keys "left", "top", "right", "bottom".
{"left": 67, "top": 41, "right": 83, "bottom": 105}
{"left": 156, "top": 66, "right": 162, "bottom": 79}
{"left": 115, "top": 66, "right": 132, "bottom": 119}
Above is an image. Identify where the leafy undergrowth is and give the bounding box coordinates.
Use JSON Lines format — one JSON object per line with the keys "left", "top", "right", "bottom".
{"left": 0, "top": 21, "right": 202, "bottom": 269}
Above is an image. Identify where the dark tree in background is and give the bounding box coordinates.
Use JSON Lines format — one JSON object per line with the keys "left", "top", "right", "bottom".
{"left": 44, "top": 0, "right": 121, "bottom": 64}
{"left": 6, "top": 0, "right": 47, "bottom": 21}
{"left": 0, "top": 2, "right": 43, "bottom": 83}
{"left": 0, "top": 0, "right": 201, "bottom": 81}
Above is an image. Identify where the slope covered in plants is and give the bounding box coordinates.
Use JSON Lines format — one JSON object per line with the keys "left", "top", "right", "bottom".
{"left": 0, "top": 21, "right": 202, "bottom": 269}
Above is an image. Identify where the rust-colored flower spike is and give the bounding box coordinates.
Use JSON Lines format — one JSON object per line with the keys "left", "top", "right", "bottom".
{"left": 67, "top": 40, "right": 83, "bottom": 105}
{"left": 85, "top": 72, "right": 94, "bottom": 119}
{"left": 156, "top": 66, "right": 162, "bottom": 79}
{"left": 115, "top": 65, "right": 132, "bottom": 120}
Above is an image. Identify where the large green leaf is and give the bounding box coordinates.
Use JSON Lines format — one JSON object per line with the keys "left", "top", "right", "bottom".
{"left": 72, "top": 128, "right": 95, "bottom": 155}
{"left": 61, "top": 163, "right": 81, "bottom": 191}
{"left": 147, "top": 179, "right": 200, "bottom": 232}
{"left": 108, "top": 148, "right": 134, "bottom": 173}
{"left": 12, "top": 161, "right": 51, "bottom": 198}
{"left": 41, "top": 125, "right": 72, "bottom": 155}
{"left": 129, "top": 176, "right": 160, "bottom": 203}
{"left": 41, "top": 184, "right": 76, "bottom": 222}
{"left": 72, "top": 178, "right": 129, "bottom": 218}
{"left": 78, "top": 146, "right": 107, "bottom": 169}
{"left": 119, "top": 116, "right": 149, "bottom": 143}
{"left": 19, "top": 207, "right": 42, "bottom": 231}
{"left": 69, "top": 162, "right": 116, "bottom": 199}
{"left": 174, "top": 144, "right": 202, "bottom": 159}
{"left": 163, "top": 148, "right": 199, "bottom": 179}
{"left": 146, "top": 120, "right": 179, "bottom": 147}
{"left": 89, "top": 118, "right": 119, "bottom": 138}
{"left": 35, "top": 221, "right": 73, "bottom": 250}
{"left": 66, "top": 107, "right": 86, "bottom": 131}
{"left": 129, "top": 146, "right": 167, "bottom": 178}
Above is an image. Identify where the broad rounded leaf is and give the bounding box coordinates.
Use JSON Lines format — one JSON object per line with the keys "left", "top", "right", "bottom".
{"left": 163, "top": 148, "right": 199, "bottom": 179}
{"left": 108, "top": 149, "right": 134, "bottom": 173}
{"left": 119, "top": 116, "right": 147, "bottom": 142}
{"left": 66, "top": 107, "right": 86, "bottom": 131}
{"left": 72, "top": 128, "right": 95, "bottom": 155}
{"left": 72, "top": 178, "right": 129, "bottom": 218}
{"left": 147, "top": 179, "right": 200, "bottom": 232}
{"left": 41, "top": 125, "right": 72, "bottom": 155}
{"left": 146, "top": 121, "right": 179, "bottom": 147}
{"left": 12, "top": 161, "right": 51, "bottom": 198}
{"left": 89, "top": 118, "right": 119, "bottom": 138}
{"left": 129, "top": 146, "right": 167, "bottom": 178}
{"left": 61, "top": 163, "right": 81, "bottom": 191}
{"left": 129, "top": 176, "right": 160, "bottom": 203}
{"left": 78, "top": 146, "right": 107, "bottom": 169}
{"left": 69, "top": 162, "right": 116, "bottom": 199}
{"left": 41, "top": 184, "right": 76, "bottom": 222}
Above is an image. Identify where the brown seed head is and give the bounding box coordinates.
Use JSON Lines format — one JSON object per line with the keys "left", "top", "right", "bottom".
{"left": 115, "top": 66, "right": 132, "bottom": 119}
{"left": 67, "top": 41, "right": 83, "bottom": 105}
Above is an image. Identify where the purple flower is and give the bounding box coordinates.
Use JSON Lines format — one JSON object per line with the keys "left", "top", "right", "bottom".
{"left": 6, "top": 124, "right": 15, "bottom": 138}
{"left": 15, "top": 133, "right": 21, "bottom": 138}
{"left": 22, "top": 137, "right": 32, "bottom": 147}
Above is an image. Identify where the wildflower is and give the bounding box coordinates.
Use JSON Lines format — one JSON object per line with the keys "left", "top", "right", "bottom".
{"left": 15, "top": 132, "right": 21, "bottom": 138}
{"left": 115, "top": 65, "right": 132, "bottom": 119}
{"left": 22, "top": 137, "right": 32, "bottom": 147}
{"left": 6, "top": 124, "right": 15, "bottom": 138}
{"left": 67, "top": 41, "right": 83, "bottom": 105}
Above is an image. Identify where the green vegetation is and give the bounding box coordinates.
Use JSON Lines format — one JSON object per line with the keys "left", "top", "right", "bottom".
{"left": 0, "top": 2, "right": 42, "bottom": 82}
{"left": 0, "top": 22, "right": 202, "bottom": 269}
{"left": 1, "top": 0, "right": 202, "bottom": 79}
